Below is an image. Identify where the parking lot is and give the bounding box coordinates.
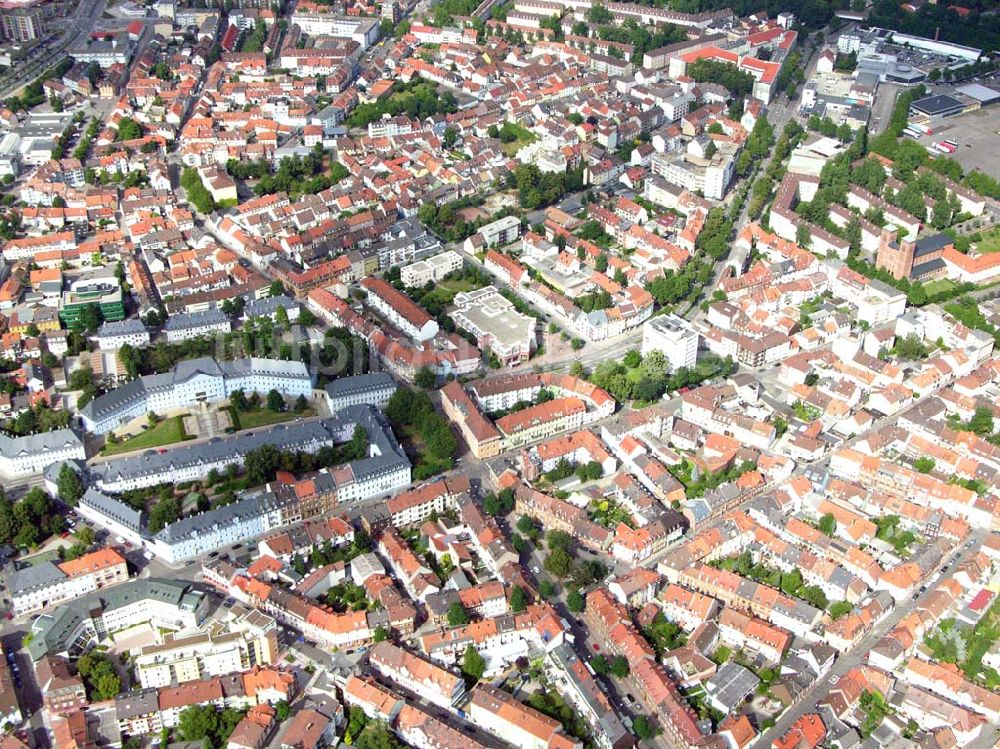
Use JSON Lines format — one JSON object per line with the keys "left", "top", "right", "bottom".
{"left": 928, "top": 107, "right": 1000, "bottom": 180}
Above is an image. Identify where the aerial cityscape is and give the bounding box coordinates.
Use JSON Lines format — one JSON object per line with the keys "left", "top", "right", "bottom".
{"left": 0, "top": 0, "right": 997, "bottom": 748}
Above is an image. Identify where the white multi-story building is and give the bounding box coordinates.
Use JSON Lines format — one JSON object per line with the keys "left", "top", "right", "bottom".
{"left": 451, "top": 286, "right": 535, "bottom": 366}
{"left": 27, "top": 579, "right": 209, "bottom": 662}
{"left": 467, "top": 215, "right": 521, "bottom": 251}
{"left": 360, "top": 277, "right": 439, "bottom": 342}
{"left": 71, "top": 31, "right": 133, "bottom": 68}
{"left": 77, "top": 488, "right": 144, "bottom": 546}
{"left": 399, "top": 250, "right": 463, "bottom": 288}
{"left": 79, "top": 357, "right": 314, "bottom": 434}
{"left": 652, "top": 150, "right": 736, "bottom": 201}
{"left": 323, "top": 372, "right": 397, "bottom": 413}
{"left": 89, "top": 408, "right": 410, "bottom": 560}
{"left": 93, "top": 319, "right": 151, "bottom": 350}
{"left": 640, "top": 314, "right": 699, "bottom": 371}
{"left": 289, "top": 12, "right": 379, "bottom": 48}
{"left": 10, "top": 548, "right": 129, "bottom": 617}
{"left": 91, "top": 408, "right": 409, "bottom": 496}
{"left": 134, "top": 614, "right": 278, "bottom": 688}
{"left": 163, "top": 309, "right": 231, "bottom": 343}
{"left": 0, "top": 429, "right": 86, "bottom": 479}
{"left": 148, "top": 490, "right": 284, "bottom": 564}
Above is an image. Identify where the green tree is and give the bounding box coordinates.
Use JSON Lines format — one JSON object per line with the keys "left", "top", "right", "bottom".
{"left": 355, "top": 721, "right": 404, "bottom": 749}
{"left": 610, "top": 655, "right": 630, "bottom": 678}
{"left": 57, "top": 464, "right": 84, "bottom": 505}
{"left": 414, "top": 367, "right": 436, "bottom": 388}
{"left": 462, "top": 644, "right": 486, "bottom": 681}
{"left": 566, "top": 589, "right": 584, "bottom": 612}
{"left": 266, "top": 389, "right": 285, "bottom": 412}
{"left": 447, "top": 601, "right": 469, "bottom": 626}
{"left": 829, "top": 601, "right": 853, "bottom": 620}
{"left": 969, "top": 406, "right": 994, "bottom": 436}
{"left": 590, "top": 654, "right": 609, "bottom": 675}
{"left": 544, "top": 547, "right": 573, "bottom": 578}
{"left": 148, "top": 496, "right": 181, "bottom": 533}
{"left": 818, "top": 513, "right": 837, "bottom": 536}
{"left": 230, "top": 389, "right": 249, "bottom": 411}
{"left": 116, "top": 117, "right": 142, "bottom": 142}
{"left": 633, "top": 715, "right": 654, "bottom": 739}
{"left": 914, "top": 457, "right": 936, "bottom": 473}
{"left": 510, "top": 586, "right": 527, "bottom": 613}
{"left": 178, "top": 705, "right": 219, "bottom": 742}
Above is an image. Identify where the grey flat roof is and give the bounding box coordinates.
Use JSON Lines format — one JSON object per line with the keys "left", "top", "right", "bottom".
{"left": 910, "top": 94, "right": 964, "bottom": 115}
{"left": 955, "top": 83, "right": 1000, "bottom": 104}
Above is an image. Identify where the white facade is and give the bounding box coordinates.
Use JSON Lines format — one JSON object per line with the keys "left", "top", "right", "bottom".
{"left": 0, "top": 429, "right": 86, "bottom": 479}
{"left": 80, "top": 357, "right": 314, "bottom": 434}
{"left": 324, "top": 373, "right": 397, "bottom": 413}
{"left": 11, "top": 554, "right": 128, "bottom": 617}
{"left": 476, "top": 215, "right": 521, "bottom": 249}
{"left": 399, "top": 250, "right": 463, "bottom": 288}
{"left": 641, "top": 314, "right": 699, "bottom": 371}
{"left": 164, "top": 315, "right": 231, "bottom": 342}
{"left": 451, "top": 286, "right": 535, "bottom": 366}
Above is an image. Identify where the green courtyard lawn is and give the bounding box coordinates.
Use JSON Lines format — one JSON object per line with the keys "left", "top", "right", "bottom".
{"left": 440, "top": 277, "right": 479, "bottom": 294}
{"left": 923, "top": 278, "right": 958, "bottom": 297}
{"left": 973, "top": 226, "right": 1000, "bottom": 254}
{"left": 499, "top": 122, "right": 537, "bottom": 157}
{"left": 228, "top": 406, "right": 311, "bottom": 431}
{"left": 102, "top": 416, "right": 190, "bottom": 456}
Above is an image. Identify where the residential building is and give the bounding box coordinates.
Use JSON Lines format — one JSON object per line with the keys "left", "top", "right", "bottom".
{"left": 323, "top": 373, "right": 396, "bottom": 413}
{"left": 163, "top": 309, "right": 231, "bottom": 342}
{"left": 360, "top": 277, "right": 439, "bottom": 342}
{"left": 133, "top": 611, "right": 279, "bottom": 688}
{"left": 93, "top": 319, "right": 150, "bottom": 350}
{"left": 368, "top": 642, "right": 466, "bottom": 709}
{"left": 465, "top": 215, "right": 521, "bottom": 253}
{"left": 399, "top": 250, "right": 463, "bottom": 288}
{"left": 640, "top": 314, "right": 699, "bottom": 371}
{"left": 10, "top": 548, "right": 129, "bottom": 617}
{"left": 27, "top": 578, "right": 209, "bottom": 662}
{"left": 1, "top": 8, "right": 43, "bottom": 42}
{"left": 0, "top": 429, "right": 86, "bottom": 480}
